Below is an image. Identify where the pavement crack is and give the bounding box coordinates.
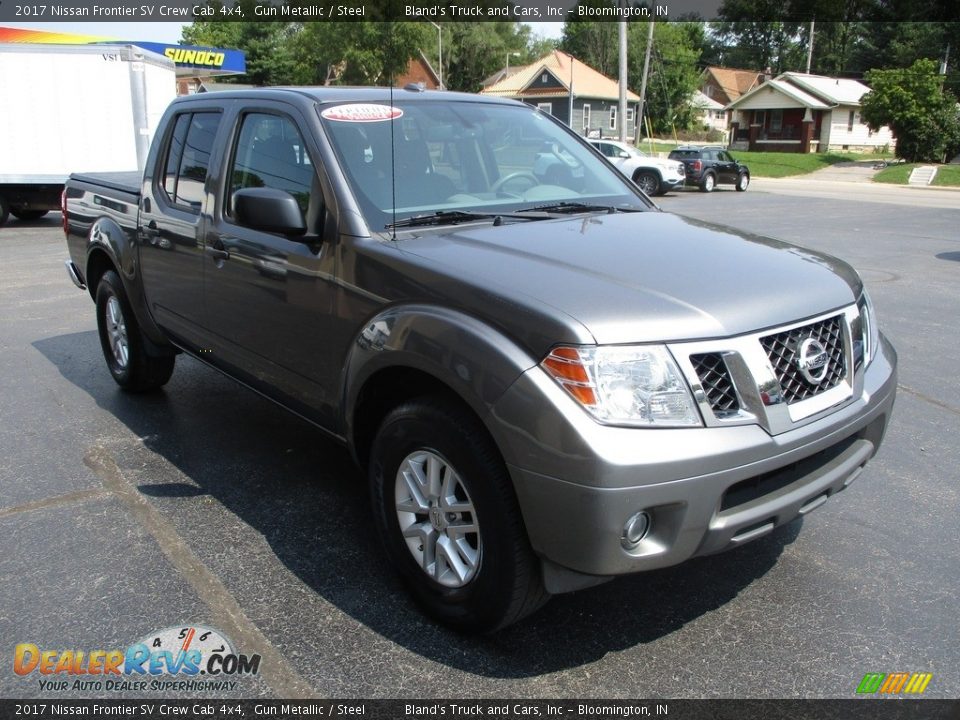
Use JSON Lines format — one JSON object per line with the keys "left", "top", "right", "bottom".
{"left": 82, "top": 444, "right": 316, "bottom": 699}
{"left": 0, "top": 488, "right": 108, "bottom": 519}
{"left": 896, "top": 383, "right": 960, "bottom": 417}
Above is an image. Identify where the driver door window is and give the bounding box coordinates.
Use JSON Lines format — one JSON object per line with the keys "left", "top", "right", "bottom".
{"left": 227, "top": 113, "right": 319, "bottom": 231}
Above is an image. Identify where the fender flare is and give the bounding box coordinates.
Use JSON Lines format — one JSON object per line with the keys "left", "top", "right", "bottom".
{"left": 85, "top": 217, "right": 171, "bottom": 351}
{"left": 340, "top": 304, "right": 539, "bottom": 457}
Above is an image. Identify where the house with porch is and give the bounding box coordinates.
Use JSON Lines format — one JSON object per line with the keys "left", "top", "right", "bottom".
{"left": 725, "top": 72, "right": 895, "bottom": 153}
{"left": 480, "top": 50, "right": 640, "bottom": 138}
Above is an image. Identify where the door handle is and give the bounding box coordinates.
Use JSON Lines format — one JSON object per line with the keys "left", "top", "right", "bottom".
{"left": 205, "top": 246, "right": 230, "bottom": 261}
{"left": 142, "top": 220, "right": 159, "bottom": 238}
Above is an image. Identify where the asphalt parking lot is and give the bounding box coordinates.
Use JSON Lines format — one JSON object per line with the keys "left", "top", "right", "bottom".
{"left": 2, "top": 183, "right": 958, "bottom": 700}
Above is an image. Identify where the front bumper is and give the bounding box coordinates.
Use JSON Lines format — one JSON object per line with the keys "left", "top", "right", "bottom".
{"left": 487, "top": 335, "right": 897, "bottom": 590}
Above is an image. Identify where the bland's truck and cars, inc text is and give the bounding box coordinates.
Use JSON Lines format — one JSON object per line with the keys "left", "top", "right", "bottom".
{"left": 63, "top": 87, "right": 896, "bottom": 632}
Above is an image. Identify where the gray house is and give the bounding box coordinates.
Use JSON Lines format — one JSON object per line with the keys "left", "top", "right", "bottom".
{"left": 481, "top": 50, "right": 640, "bottom": 138}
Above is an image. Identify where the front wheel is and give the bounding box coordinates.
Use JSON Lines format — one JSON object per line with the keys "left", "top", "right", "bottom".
{"left": 700, "top": 173, "right": 716, "bottom": 193}
{"left": 95, "top": 270, "right": 175, "bottom": 392}
{"left": 633, "top": 170, "right": 660, "bottom": 196}
{"left": 368, "top": 396, "right": 548, "bottom": 632}
{"left": 736, "top": 173, "right": 750, "bottom": 192}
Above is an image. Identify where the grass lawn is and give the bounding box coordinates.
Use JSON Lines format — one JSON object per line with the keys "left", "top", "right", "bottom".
{"left": 873, "top": 163, "right": 960, "bottom": 186}
{"left": 872, "top": 163, "right": 917, "bottom": 184}
{"left": 636, "top": 140, "right": 891, "bottom": 177}
{"left": 932, "top": 165, "right": 960, "bottom": 187}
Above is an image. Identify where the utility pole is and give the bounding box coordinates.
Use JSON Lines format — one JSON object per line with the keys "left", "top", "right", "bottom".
{"left": 430, "top": 22, "right": 443, "bottom": 89}
{"left": 618, "top": 19, "right": 628, "bottom": 142}
{"left": 634, "top": 20, "right": 654, "bottom": 145}
{"left": 942, "top": 43, "right": 951, "bottom": 75}
{"left": 806, "top": 19, "right": 815, "bottom": 74}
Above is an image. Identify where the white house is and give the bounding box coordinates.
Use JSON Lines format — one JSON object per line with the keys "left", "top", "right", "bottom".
{"left": 725, "top": 72, "right": 896, "bottom": 154}
{"left": 691, "top": 90, "right": 727, "bottom": 135}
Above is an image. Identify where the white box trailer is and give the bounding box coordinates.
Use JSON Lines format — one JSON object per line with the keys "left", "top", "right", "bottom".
{"left": 0, "top": 43, "right": 176, "bottom": 226}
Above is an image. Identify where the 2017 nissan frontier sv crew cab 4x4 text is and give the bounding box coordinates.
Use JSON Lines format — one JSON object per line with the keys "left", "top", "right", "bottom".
{"left": 63, "top": 88, "right": 897, "bottom": 632}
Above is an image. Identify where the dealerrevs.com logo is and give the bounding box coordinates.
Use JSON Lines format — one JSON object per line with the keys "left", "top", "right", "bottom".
{"left": 13, "top": 625, "right": 261, "bottom": 693}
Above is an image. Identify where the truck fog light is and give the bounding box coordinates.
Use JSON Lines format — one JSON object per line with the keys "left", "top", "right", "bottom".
{"left": 622, "top": 511, "right": 651, "bottom": 549}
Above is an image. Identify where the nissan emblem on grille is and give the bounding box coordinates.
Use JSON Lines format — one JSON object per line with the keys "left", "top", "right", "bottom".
{"left": 796, "top": 337, "right": 830, "bottom": 384}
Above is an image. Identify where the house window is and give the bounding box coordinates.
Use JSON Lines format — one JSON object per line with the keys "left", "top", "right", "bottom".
{"left": 770, "top": 109, "right": 783, "bottom": 132}
{"left": 609, "top": 106, "right": 617, "bottom": 130}
{"left": 715, "top": 110, "right": 725, "bottom": 120}
{"left": 848, "top": 110, "right": 855, "bottom": 131}
{"left": 541, "top": 73, "right": 548, "bottom": 83}
{"left": 753, "top": 110, "right": 765, "bottom": 126}
{"left": 538, "top": 102, "right": 552, "bottom": 116}
{"left": 627, "top": 108, "right": 634, "bottom": 123}
{"left": 582, "top": 103, "right": 591, "bottom": 131}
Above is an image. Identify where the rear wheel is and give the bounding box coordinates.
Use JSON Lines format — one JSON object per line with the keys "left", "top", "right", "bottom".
{"left": 736, "top": 172, "right": 750, "bottom": 192}
{"left": 633, "top": 170, "right": 660, "bottom": 196}
{"left": 11, "top": 209, "right": 48, "bottom": 221}
{"left": 700, "top": 173, "right": 716, "bottom": 193}
{"left": 368, "top": 396, "right": 548, "bottom": 632}
{"left": 95, "top": 270, "right": 175, "bottom": 392}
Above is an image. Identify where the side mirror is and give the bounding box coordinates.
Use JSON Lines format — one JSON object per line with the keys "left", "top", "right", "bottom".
{"left": 618, "top": 151, "right": 630, "bottom": 159}
{"left": 232, "top": 188, "right": 306, "bottom": 236}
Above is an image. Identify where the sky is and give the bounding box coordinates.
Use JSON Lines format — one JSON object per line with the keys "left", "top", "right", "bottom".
{"left": 2, "top": 20, "right": 565, "bottom": 45}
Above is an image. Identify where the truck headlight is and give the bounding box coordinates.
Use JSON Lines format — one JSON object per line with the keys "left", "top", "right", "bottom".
{"left": 541, "top": 345, "right": 702, "bottom": 427}
{"left": 858, "top": 290, "right": 880, "bottom": 367}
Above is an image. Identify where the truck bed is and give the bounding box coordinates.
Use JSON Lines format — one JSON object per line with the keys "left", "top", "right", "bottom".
{"left": 69, "top": 172, "right": 142, "bottom": 198}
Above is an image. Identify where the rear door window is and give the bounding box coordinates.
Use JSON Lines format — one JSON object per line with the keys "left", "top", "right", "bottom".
{"left": 159, "top": 111, "right": 222, "bottom": 212}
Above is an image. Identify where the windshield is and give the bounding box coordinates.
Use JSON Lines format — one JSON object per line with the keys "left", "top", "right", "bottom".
{"left": 318, "top": 99, "right": 649, "bottom": 230}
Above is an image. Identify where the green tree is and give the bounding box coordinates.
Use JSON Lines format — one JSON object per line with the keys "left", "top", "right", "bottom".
{"left": 860, "top": 58, "right": 960, "bottom": 162}
{"left": 290, "top": 22, "right": 430, "bottom": 86}
{"left": 635, "top": 22, "right": 705, "bottom": 134}
{"left": 181, "top": 3, "right": 297, "bottom": 86}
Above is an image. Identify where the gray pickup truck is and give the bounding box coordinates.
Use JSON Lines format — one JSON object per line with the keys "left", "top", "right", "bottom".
{"left": 63, "top": 88, "right": 897, "bottom": 632}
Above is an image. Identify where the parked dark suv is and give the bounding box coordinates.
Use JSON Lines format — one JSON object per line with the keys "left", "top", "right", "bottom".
{"left": 669, "top": 146, "right": 750, "bottom": 193}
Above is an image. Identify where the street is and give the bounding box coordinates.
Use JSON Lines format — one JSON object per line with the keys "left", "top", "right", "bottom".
{"left": 1, "top": 182, "right": 958, "bottom": 699}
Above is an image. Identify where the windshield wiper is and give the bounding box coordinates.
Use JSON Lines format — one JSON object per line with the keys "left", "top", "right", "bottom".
{"left": 386, "top": 209, "right": 545, "bottom": 229}
{"left": 517, "top": 202, "right": 641, "bottom": 215}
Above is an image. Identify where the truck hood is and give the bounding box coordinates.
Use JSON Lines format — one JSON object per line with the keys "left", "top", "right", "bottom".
{"left": 395, "top": 210, "right": 862, "bottom": 346}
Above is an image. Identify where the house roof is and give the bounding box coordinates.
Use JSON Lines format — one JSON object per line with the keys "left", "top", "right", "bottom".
{"left": 481, "top": 66, "right": 523, "bottom": 89}
{"left": 480, "top": 50, "right": 639, "bottom": 102}
{"left": 779, "top": 72, "right": 870, "bottom": 106}
{"left": 702, "top": 66, "right": 762, "bottom": 104}
{"left": 725, "top": 77, "right": 832, "bottom": 111}
{"left": 691, "top": 90, "right": 724, "bottom": 111}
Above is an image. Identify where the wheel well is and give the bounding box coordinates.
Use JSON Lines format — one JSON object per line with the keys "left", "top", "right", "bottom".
{"left": 85, "top": 248, "right": 115, "bottom": 301}
{"left": 352, "top": 366, "right": 475, "bottom": 470}
{"left": 632, "top": 168, "right": 661, "bottom": 181}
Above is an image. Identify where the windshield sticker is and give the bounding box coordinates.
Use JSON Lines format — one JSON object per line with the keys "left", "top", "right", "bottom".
{"left": 321, "top": 104, "right": 403, "bottom": 122}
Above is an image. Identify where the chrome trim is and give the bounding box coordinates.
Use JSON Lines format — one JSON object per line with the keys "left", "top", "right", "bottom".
{"left": 64, "top": 260, "right": 86, "bottom": 290}
{"left": 670, "top": 305, "right": 862, "bottom": 435}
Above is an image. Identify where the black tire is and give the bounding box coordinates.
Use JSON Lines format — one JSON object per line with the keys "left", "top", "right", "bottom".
{"left": 699, "top": 172, "right": 716, "bottom": 193}
{"left": 369, "top": 396, "right": 548, "bottom": 632}
{"left": 633, "top": 170, "right": 660, "bottom": 196}
{"left": 11, "top": 209, "right": 49, "bottom": 221}
{"left": 736, "top": 172, "right": 750, "bottom": 192}
{"left": 95, "top": 270, "right": 175, "bottom": 392}
{"left": 0, "top": 194, "right": 9, "bottom": 227}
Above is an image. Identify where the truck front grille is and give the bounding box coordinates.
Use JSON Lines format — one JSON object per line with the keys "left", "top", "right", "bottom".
{"left": 760, "top": 315, "right": 846, "bottom": 404}
{"left": 690, "top": 353, "right": 739, "bottom": 416}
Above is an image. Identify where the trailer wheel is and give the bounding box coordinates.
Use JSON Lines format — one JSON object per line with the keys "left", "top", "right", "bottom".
{"left": 0, "top": 195, "right": 9, "bottom": 227}
{"left": 96, "top": 270, "right": 175, "bottom": 392}
{"left": 11, "top": 209, "right": 49, "bottom": 221}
